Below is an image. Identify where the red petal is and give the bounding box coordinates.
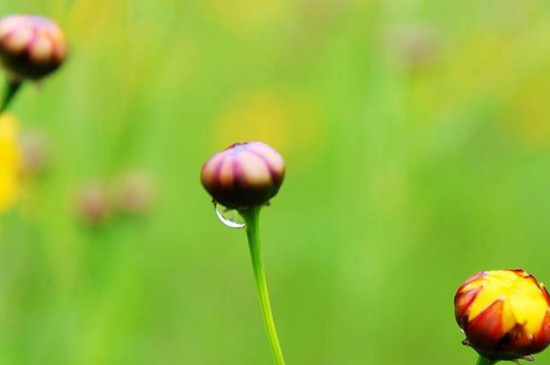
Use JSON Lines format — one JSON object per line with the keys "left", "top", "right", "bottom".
{"left": 455, "top": 287, "right": 481, "bottom": 328}
{"left": 541, "top": 285, "right": 550, "bottom": 307}
{"left": 531, "top": 310, "right": 550, "bottom": 353}
{"left": 465, "top": 299, "right": 504, "bottom": 353}
{"left": 508, "top": 269, "right": 528, "bottom": 277}
{"left": 458, "top": 272, "right": 487, "bottom": 290}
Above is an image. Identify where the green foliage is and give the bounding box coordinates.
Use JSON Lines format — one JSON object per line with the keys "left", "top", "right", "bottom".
{"left": 1, "top": 0, "right": 550, "bottom": 364}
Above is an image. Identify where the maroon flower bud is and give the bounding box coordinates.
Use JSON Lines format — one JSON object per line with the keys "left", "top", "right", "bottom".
{"left": 0, "top": 15, "right": 67, "bottom": 80}
{"left": 200, "top": 141, "right": 285, "bottom": 210}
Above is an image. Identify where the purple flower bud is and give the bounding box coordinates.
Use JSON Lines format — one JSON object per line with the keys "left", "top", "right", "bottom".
{"left": 201, "top": 141, "right": 285, "bottom": 210}
{"left": 0, "top": 15, "right": 67, "bottom": 80}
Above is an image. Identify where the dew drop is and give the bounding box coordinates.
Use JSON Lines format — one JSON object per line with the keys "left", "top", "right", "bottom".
{"left": 215, "top": 203, "right": 245, "bottom": 229}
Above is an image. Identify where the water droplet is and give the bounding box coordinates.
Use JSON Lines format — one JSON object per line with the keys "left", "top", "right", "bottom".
{"left": 215, "top": 203, "right": 245, "bottom": 229}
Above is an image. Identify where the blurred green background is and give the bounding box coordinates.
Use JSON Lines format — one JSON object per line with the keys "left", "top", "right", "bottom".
{"left": 1, "top": 0, "right": 550, "bottom": 364}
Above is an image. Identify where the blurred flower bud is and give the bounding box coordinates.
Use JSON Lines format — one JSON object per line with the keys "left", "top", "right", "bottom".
{"left": 112, "top": 170, "right": 155, "bottom": 216}
{"left": 385, "top": 24, "right": 439, "bottom": 72}
{"left": 455, "top": 269, "right": 550, "bottom": 361}
{"left": 201, "top": 141, "right": 285, "bottom": 210}
{"left": 0, "top": 15, "right": 67, "bottom": 80}
{"left": 77, "top": 183, "right": 110, "bottom": 226}
{"left": 19, "top": 130, "right": 50, "bottom": 177}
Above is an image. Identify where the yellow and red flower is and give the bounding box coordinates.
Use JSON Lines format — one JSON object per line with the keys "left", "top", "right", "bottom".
{"left": 455, "top": 269, "right": 550, "bottom": 361}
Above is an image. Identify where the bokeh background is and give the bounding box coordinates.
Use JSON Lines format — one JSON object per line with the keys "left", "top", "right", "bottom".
{"left": 0, "top": 0, "right": 550, "bottom": 364}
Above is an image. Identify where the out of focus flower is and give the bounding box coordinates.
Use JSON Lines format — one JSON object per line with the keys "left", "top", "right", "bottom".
{"left": 385, "top": 24, "right": 439, "bottom": 71}
{"left": 112, "top": 170, "right": 155, "bottom": 216}
{"left": 201, "top": 141, "right": 285, "bottom": 210}
{"left": 0, "top": 15, "right": 67, "bottom": 80}
{"left": 0, "top": 113, "right": 19, "bottom": 212}
{"left": 206, "top": 0, "right": 286, "bottom": 32}
{"left": 504, "top": 74, "right": 550, "bottom": 147}
{"left": 19, "top": 130, "right": 50, "bottom": 177}
{"left": 455, "top": 269, "right": 550, "bottom": 361}
{"left": 213, "top": 90, "right": 325, "bottom": 167}
{"left": 77, "top": 182, "right": 110, "bottom": 226}
{"left": 299, "top": 0, "right": 350, "bottom": 25}
{"left": 214, "top": 91, "right": 289, "bottom": 151}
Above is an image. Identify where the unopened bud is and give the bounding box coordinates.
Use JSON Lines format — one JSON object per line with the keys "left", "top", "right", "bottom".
{"left": 19, "top": 130, "right": 50, "bottom": 176}
{"left": 77, "top": 183, "right": 110, "bottom": 226}
{"left": 455, "top": 269, "right": 550, "bottom": 361}
{"left": 0, "top": 15, "right": 67, "bottom": 80}
{"left": 386, "top": 25, "right": 439, "bottom": 71}
{"left": 112, "top": 170, "right": 155, "bottom": 215}
{"left": 201, "top": 141, "right": 285, "bottom": 210}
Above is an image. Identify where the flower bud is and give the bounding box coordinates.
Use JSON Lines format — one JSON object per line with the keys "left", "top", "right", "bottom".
{"left": 112, "top": 170, "right": 155, "bottom": 216}
{"left": 0, "top": 15, "right": 67, "bottom": 80}
{"left": 386, "top": 24, "right": 439, "bottom": 71}
{"left": 455, "top": 269, "right": 550, "bottom": 361}
{"left": 19, "top": 130, "right": 50, "bottom": 177}
{"left": 77, "top": 183, "right": 110, "bottom": 226}
{"left": 201, "top": 141, "right": 285, "bottom": 210}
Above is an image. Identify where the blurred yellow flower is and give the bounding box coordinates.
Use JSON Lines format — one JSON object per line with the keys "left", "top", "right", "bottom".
{"left": 206, "top": 0, "right": 287, "bottom": 32}
{"left": 0, "top": 113, "right": 20, "bottom": 212}
{"left": 505, "top": 74, "right": 550, "bottom": 147}
{"left": 211, "top": 89, "right": 325, "bottom": 167}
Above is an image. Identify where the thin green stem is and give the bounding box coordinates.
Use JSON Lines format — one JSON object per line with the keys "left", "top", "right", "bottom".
{"left": 240, "top": 207, "right": 286, "bottom": 365}
{"left": 476, "top": 355, "right": 495, "bottom": 365}
{"left": 0, "top": 78, "right": 23, "bottom": 115}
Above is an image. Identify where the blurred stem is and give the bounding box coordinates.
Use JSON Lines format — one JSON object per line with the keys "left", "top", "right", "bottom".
{"left": 0, "top": 78, "right": 23, "bottom": 115}
{"left": 240, "top": 207, "right": 286, "bottom": 365}
{"left": 476, "top": 356, "right": 495, "bottom": 365}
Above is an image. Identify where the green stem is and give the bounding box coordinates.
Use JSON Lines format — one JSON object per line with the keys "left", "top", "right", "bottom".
{"left": 476, "top": 356, "right": 495, "bottom": 365}
{"left": 0, "top": 78, "right": 23, "bottom": 115}
{"left": 240, "top": 207, "right": 286, "bottom": 365}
